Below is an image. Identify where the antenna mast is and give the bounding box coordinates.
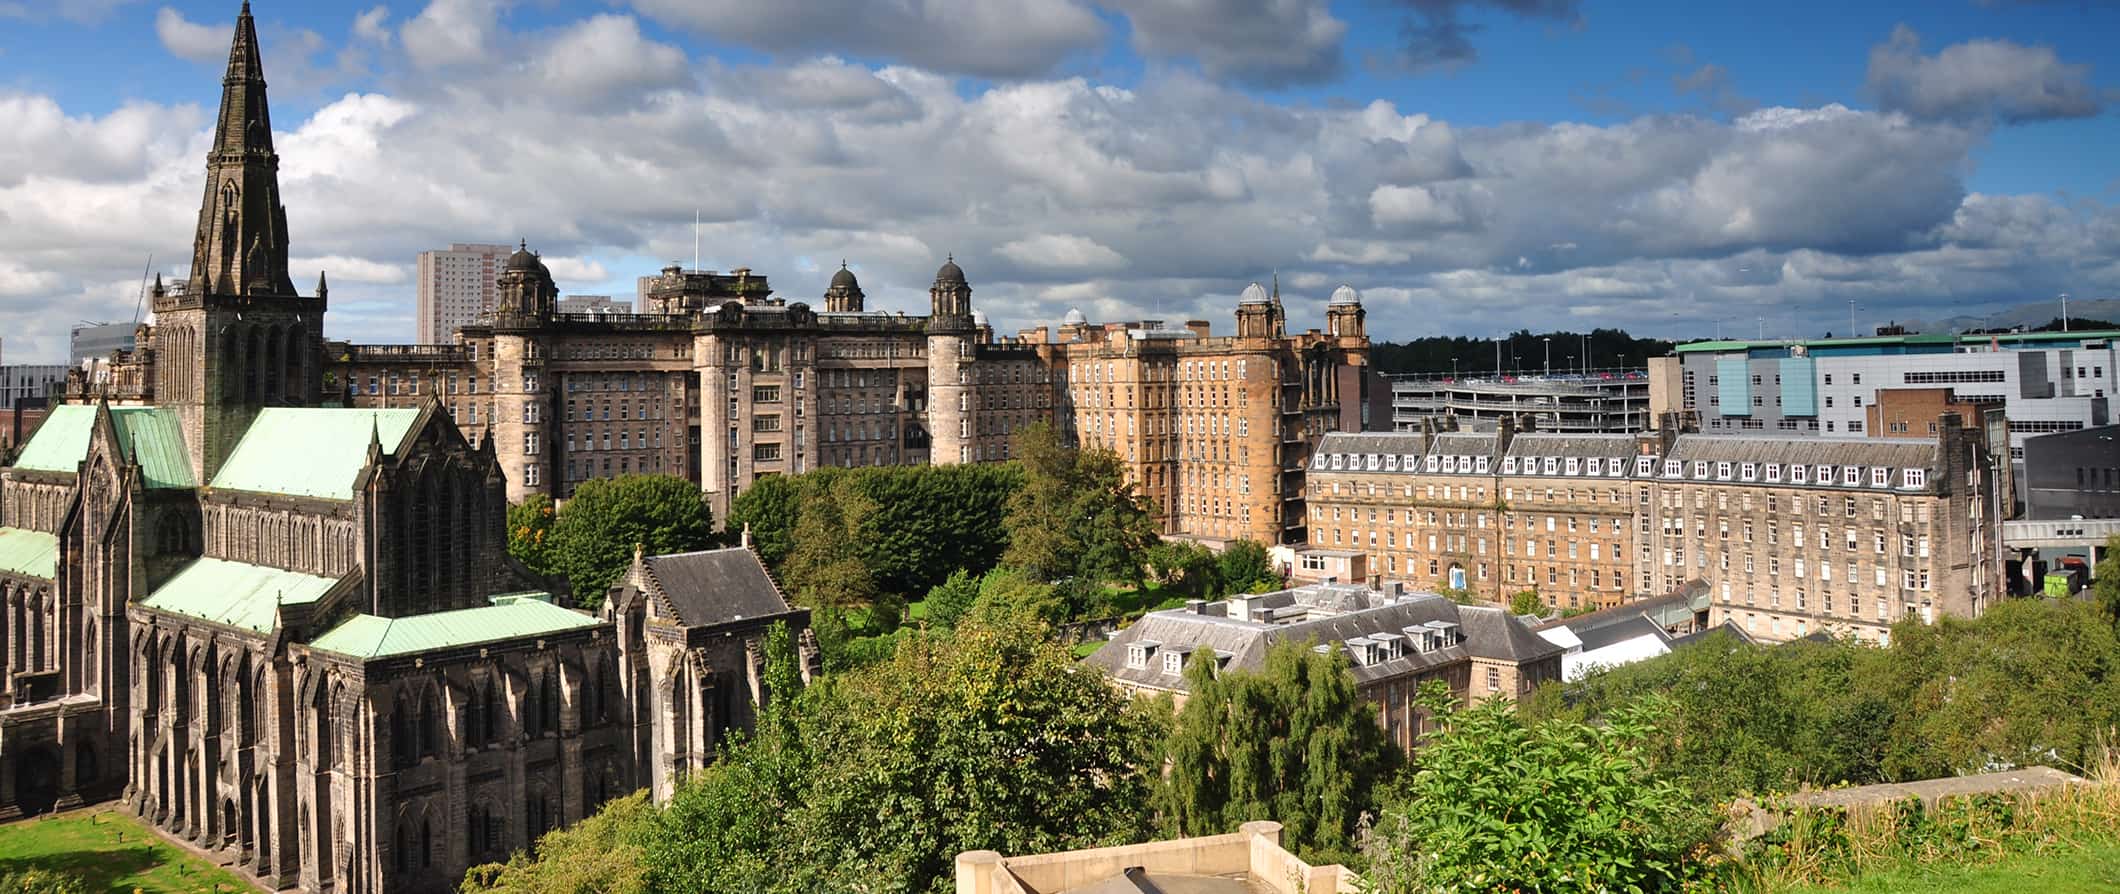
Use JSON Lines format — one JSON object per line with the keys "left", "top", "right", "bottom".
{"left": 132, "top": 253, "right": 153, "bottom": 325}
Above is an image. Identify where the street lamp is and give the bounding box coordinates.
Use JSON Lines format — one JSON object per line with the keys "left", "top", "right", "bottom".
{"left": 1542, "top": 337, "right": 1551, "bottom": 377}
{"left": 2061, "top": 293, "right": 2070, "bottom": 332}
{"left": 1493, "top": 337, "right": 1503, "bottom": 379}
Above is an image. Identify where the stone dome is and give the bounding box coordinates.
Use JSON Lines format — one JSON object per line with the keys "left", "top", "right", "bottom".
{"left": 1329, "top": 284, "right": 1361, "bottom": 306}
{"left": 830, "top": 263, "right": 859, "bottom": 289}
{"left": 505, "top": 240, "right": 540, "bottom": 271}
{"left": 971, "top": 308, "right": 990, "bottom": 327}
{"left": 935, "top": 255, "right": 967, "bottom": 285}
{"left": 1238, "top": 282, "right": 1270, "bottom": 304}
{"left": 1062, "top": 307, "right": 1087, "bottom": 326}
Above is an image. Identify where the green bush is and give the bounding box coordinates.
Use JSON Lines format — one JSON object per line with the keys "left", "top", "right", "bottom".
{"left": 1365, "top": 682, "right": 1716, "bottom": 893}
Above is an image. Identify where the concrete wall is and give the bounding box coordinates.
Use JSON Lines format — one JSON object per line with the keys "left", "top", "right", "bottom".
{"left": 956, "top": 821, "right": 1358, "bottom": 894}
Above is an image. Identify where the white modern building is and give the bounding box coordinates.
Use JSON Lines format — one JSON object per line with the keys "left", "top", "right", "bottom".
{"left": 415, "top": 242, "right": 514, "bottom": 342}
{"left": 1672, "top": 329, "right": 2116, "bottom": 483}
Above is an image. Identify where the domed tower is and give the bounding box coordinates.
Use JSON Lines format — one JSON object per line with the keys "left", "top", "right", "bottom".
{"left": 490, "top": 240, "right": 558, "bottom": 500}
{"left": 1327, "top": 283, "right": 1366, "bottom": 339}
{"left": 926, "top": 256, "right": 976, "bottom": 465}
{"left": 1234, "top": 280, "right": 1284, "bottom": 339}
{"left": 823, "top": 262, "right": 865, "bottom": 313}
{"left": 494, "top": 240, "right": 559, "bottom": 322}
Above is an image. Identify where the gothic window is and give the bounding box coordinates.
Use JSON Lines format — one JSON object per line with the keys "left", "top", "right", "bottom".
{"left": 391, "top": 690, "right": 415, "bottom": 768}
{"left": 419, "top": 685, "right": 439, "bottom": 756}
{"left": 539, "top": 667, "right": 560, "bottom": 737}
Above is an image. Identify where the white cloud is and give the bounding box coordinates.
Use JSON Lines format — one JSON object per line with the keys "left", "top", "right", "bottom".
{"left": 1866, "top": 25, "right": 2107, "bottom": 123}
{"left": 353, "top": 6, "right": 391, "bottom": 43}
{"left": 401, "top": 0, "right": 500, "bottom": 69}
{"left": 533, "top": 15, "right": 691, "bottom": 105}
{"left": 997, "top": 235, "right": 1128, "bottom": 273}
{"left": 155, "top": 7, "right": 226, "bottom": 65}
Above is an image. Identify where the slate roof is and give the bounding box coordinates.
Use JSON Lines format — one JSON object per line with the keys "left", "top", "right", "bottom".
{"left": 141, "top": 557, "right": 341, "bottom": 632}
{"left": 209, "top": 407, "right": 420, "bottom": 500}
{"left": 9, "top": 405, "right": 194, "bottom": 488}
{"left": 1316, "top": 432, "right": 1426, "bottom": 456}
{"left": 636, "top": 547, "right": 796, "bottom": 628}
{"left": 307, "top": 594, "right": 600, "bottom": 659}
{"left": 1084, "top": 584, "right": 1562, "bottom": 693}
{"left": 1505, "top": 432, "right": 1637, "bottom": 461}
{"left": 1666, "top": 435, "right": 1938, "bottom": 471}
{"left": 0, "top": 527, "right": 59, "bottom": 580}
{"left": 1572, "top": 614, "right": 1673, "bottom": 653}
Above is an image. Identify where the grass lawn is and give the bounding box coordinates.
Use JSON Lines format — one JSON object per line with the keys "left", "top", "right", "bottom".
{"left": 0, "top": 808, "right": 257, "bottom": 893}
{"left": 1792, "top": 839, "right": 2120, "bottom": 893}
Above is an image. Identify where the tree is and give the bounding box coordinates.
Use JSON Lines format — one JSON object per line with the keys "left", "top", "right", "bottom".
{"left": 2094, "top": 534, "right": 2120, "bottom": 625}
{"left": 642, "top": 618, "right": 1161, "bottom": 893}
{"left": 1003, "top": 423, "right": 1159, "bottom": 586}
{"left": 967, "top": 567, "right": 1070, "bottom": 630}
{"left": 725, "top": 474, "right": 801, "bottom": 568}
{"left": 1509, "top": 589, "right": 1545, "bottom": 617}
{"left": 507, "top": 494, "right": 557, "bottom": 575}
{"left": 1364, "top": 683, "right": 1715, "bottom": 894}
{"left": 546, "top": 475, "right": 715, "bottom": 608}
{"left": 779, "top": 475, "right": 879, "bottom": 612}
{"left": 1216, "top": 539, "right": 1281, "bottom": 595}
{"left": 1145, "top": 540, "right": 1220, "bottom": 599}
{"left": 462, "top": 792, "right": 655, "bottom": 894}
{"left": 1155, "top": 642, "right": 1399, "bottom": 863}
{"left": 923, "top": 569, "right": 981, "bottom": 631}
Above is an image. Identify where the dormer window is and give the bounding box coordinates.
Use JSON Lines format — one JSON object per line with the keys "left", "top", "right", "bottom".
{"left": 1162, "top": 651, "right": 1185, "bottom": 675}
{"left": 1692, "top": 461, "right": 1709, "bottom": 479}
{"left": 1716, "top": 462, "right": 1733, "bottom": 480}
{"left": 1638, "top": 456, "right": 1657, "bottom": 476}
{"left": 1476, "top": 456, "right": 1490, "bottom": 473}
{"left": 1542, "top": 457, "right": 1559, "bottom": 475}
{"left": 1870, "top": 467, "right": 1890, "bottom": 488}
{"left": 1815, "top": 464, "right": 1833, "bottom": 485}
{"left": 1587, "top": 458, "right": 1603, "bottom": 476}
{"left": 1791, "top": 464, "right": 1808, "bottom": 484}
{"left": 1841, "top": 465, "right": 1860, "bottom": 486}
{"left": 1385, "top": 454, "right": 1399, "bottom": 471}
{"left": 1765, "top": 464, "right": 1782, "bottom": 483}
{"left": 1740, "top": 462, "right": 1757, "bottom": 481}
{"left": 1425, "top": 455, "right": 1440, "bottom": 472}
{"left": 1663, "top": 459, "right": 1682, "bottom": 477}
{"left": 1565, "top": 458, "right": 1581, "bottom": 476}
{"left": 1127, "top": 640, "right": 1160, "bottom": 670}
{"left": 1902, "top": 468, "right": 1926, "bottom": 489}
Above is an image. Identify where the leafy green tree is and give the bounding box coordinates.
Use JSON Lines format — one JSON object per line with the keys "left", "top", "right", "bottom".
{"left": 923, "top": 569, "right": 981, "bottom": 631}
{"left": 1003, "top": 423, "right": 1159, "bottom": 587}
{"left": 462, "top": 792, "right": 655, "bottom": 894}
{"left": 547, "top": 475, "right": 715, "bottom": 608}
{"left": 968, "top": 566, "right": 1070, "bottom": 630}
{"left": 507, "top": 494, "right": 557, "bottom": 575}
{"left": 1155, "top": 642, "right": 1399, "bottom": 863}
{"left": 779, "top": 475, "right": 878, "bottom": 611}
{"left": 1215, "top": 539, "right": 1281, "bottom": 594}
{"left": 1509, "top": 588, "right": 1545, "bottom": 617}
{"left": 725, "top": 474, "right": 801, "bottom": 568}
{"left": 2094, "top": 534, "right": 2120, "bottom": 624}
{"left": 643, "top": 618, "right": 1161, "bottom": 893}
{"left": 1365, "top": 683, "right": 1715, "bottom": 893}
{"left": 1145, "top": 540, "right": 1221, "bottom": 599}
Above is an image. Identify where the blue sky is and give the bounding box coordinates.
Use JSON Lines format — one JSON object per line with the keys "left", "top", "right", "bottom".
{"left": 0, "top": 0, "right": 2115, "bottom": 361}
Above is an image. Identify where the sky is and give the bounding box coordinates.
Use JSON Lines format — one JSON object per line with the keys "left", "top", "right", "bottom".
{"left": 0, "top": 0, "right": 2115, "bottom": 364}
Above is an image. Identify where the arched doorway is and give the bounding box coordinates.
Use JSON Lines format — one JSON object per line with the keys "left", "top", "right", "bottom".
{"left": 14, "top": 747, "right": 60, "bottom": 816}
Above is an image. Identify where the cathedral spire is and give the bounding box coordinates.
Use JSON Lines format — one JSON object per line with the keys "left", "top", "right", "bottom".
{"left": 187, "top": 0, "right": 296, "bottom": 298}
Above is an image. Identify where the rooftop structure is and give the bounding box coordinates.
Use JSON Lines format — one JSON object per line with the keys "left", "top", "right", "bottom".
{"left": 1390, "top": 370, "right": 1651, "bottom": 434}
{"left": 955, "top": 821, "right": 1357, "bottom": 894}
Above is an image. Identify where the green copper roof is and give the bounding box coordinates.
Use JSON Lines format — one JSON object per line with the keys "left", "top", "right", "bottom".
{"left": 0, "top": 527, "right": 59, "bottom": 580}
{"left": 208, "top": 408, "right": 420, "bottom": 500}
{"left": 306, "top": 596, "right": 599, "bottom": 659}
{"left": 141, "top": 557, "right": 340, "bottom": 632}
{"left": 10, "top": 405, "right": 94, "bottom": 473}
{"left": 8, "top": 405, "right": 194, "bottom": 489}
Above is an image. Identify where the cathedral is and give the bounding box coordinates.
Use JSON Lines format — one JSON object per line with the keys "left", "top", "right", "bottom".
{"left": 0, "top": 6, "right": 813, "bottom": 892}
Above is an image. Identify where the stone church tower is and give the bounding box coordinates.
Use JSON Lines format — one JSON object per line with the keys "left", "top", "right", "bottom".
{"left": 924, "top": 257, "right": 975, "bottom": 465}
{"left": 489, "top": 243, "right": 560, "bottom": 497}
{"left": 151, "top": 1, "right": 324, "bottom": 484}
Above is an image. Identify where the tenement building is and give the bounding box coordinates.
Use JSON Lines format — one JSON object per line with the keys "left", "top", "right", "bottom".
{"left": 1303, "top": 416, "right": 2003, "bottom": 643}
{"left": 327, "top": 262, "right": 1368, "bottom": 546}
{"left": 1084, "top": 580, "right": 1563, "bottom": 752}
{"left": 0, "top": 9, "right": 815, "bottom": 893}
